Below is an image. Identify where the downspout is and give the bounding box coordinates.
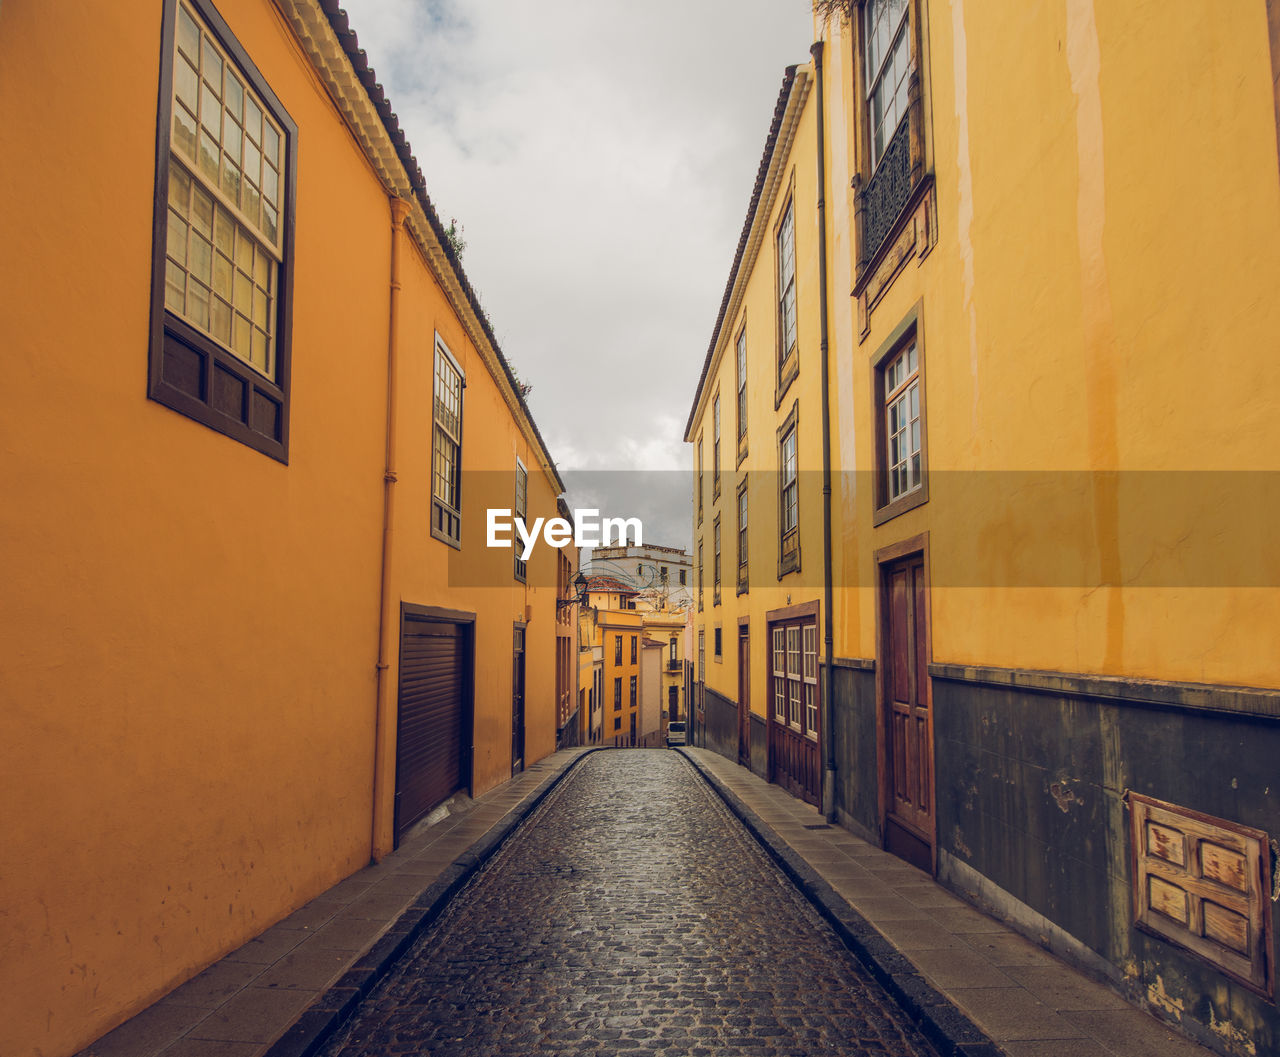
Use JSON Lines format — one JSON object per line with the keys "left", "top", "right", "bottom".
{"left": 371, "top": 196, "right": 412, "bottom": 862}
{"left": 811, "top": 40, "right": 838, "bottom": 822}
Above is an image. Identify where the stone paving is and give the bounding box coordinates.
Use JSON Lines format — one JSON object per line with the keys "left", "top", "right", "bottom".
{"left": 317, "top": 750, "right": 943, "bottom": 1057}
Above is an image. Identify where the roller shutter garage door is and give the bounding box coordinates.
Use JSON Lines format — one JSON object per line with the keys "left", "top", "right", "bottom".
{"left": 395, "top": 617, "right": 470, "bottom": 840}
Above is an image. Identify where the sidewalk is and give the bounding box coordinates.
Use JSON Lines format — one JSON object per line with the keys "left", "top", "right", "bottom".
{"left": 680, "top": 746, "right": 1217, "bottom": 1057}
{"left": 79, "top": 745, "right": 1221, "bottom": 1057}
{"left": 78, "top": 747, "right": 596, "bottom": 1057}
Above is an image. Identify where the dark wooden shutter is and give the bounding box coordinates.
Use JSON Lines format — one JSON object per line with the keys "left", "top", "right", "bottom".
{"left": 396, "top": 618, "right": 467, "bottom": 838}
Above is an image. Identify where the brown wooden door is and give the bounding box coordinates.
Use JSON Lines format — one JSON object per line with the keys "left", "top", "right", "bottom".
{"left": 882, "top": 555, "right": 934, "bottom": 870}
{"left": 738, "top": 629, "right": 751, "bottom": 766}
{"left": 767, "top": 619, "right": 821, "bottom": 805}
{"left": 511, "top": 625, "right": 526, "bottom": 775}
{"left": 396, "top": 617, "right": 469, "bottom": 841}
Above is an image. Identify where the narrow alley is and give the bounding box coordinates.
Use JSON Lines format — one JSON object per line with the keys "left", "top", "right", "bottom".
{"left": 318, "top": 751, "right": 941, "bottom": 1057}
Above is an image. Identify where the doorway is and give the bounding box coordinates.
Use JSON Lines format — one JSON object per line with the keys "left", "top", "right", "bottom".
{"left": 878, "top": 544, "right": 934, "bottom": 872}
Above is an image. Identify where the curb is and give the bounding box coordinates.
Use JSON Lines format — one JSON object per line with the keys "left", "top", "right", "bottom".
{"left": 677, "top": 748, "right": 1002, "bottom": 1057}
{"left": 263, "top": 747, "right": 606, "bottom": 1057}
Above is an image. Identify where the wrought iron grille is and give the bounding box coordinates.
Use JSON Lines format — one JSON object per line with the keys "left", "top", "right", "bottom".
{"left": 862, "top": 119, "right": 912, "bottom": 262}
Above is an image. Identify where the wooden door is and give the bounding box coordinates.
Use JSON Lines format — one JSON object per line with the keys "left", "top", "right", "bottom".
{"left": 737, "top": 628, "right": 751, "bottom": 766}
{"left": 511, "top": 624, "right": 526, "bottom": 774}
{"left": 882, "top": 554, "right": 934, "bottom": 871}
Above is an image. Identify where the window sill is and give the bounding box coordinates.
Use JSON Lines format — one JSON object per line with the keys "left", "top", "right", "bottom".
{"left": 872, "top": 480, "right": 928, "bottom": 527}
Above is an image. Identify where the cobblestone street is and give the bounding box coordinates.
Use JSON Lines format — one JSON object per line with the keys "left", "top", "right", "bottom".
{"left": 319, "top": 750, "right": 942, "bottom": 1056}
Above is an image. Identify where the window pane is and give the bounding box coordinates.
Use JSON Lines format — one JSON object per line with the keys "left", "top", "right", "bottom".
{"left": 191, "top": 185, "right": 213, "bottom": 236}
{"left": 173, "top": 105, "right": 198, "bottom": 161}
{"left": 201, "top": 35, "right": 222, "bottom": 88}
{"left": 224, "top": 72, "right": 244, "bottom": 121}
{"left": 199, "top": 78, "right": 219, "bottom": 129}
{"left": 189, "top": 233, "right": 212, "bottom": 283}
{"left": 175, "top": 56, "right": 199, "bottom": 112}
{"left": 187, "top": 279, "right": 210, "bottom": 330}
{"left": 263, "top": 122, "right": 280, "bottom": 168}
{"left": 166, "top": 211, "right": 188, "bottom": 267}
{"left": 198, "top": 130, "right": 219, "bottom": 182}
{"left": 244, "top": 97, "right": 262, "bottom": 144}
{"left": 221, "top": 117, "right": 241, "bottom": 161}
{"left": 165, "top": 261, "right": 185, "bottom": 313}
{"left": 177, "top": 5, "right": 200, "bottom": 60}
{"left": 233, "top": 312, "right": 250, "bottom": 356}
{"left": 211, "top": 297, "right": 232, "bottom": 343}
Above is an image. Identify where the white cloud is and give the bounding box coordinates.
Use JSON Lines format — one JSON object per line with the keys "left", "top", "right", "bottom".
{"left": 345, "top": 0, "right": 814, "bottom": 543}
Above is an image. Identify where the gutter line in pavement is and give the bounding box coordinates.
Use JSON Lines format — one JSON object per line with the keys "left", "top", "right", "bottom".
{"left": 676, "top": 747, "right": 1002, "bottom": 1057}
{"left": 263, "top": 747, "right": 608, "bottom": 1057}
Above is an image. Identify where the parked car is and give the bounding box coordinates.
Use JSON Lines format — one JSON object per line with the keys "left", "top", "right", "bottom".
{"left": 666, "top": 721, "right": 687, "bottom": 747}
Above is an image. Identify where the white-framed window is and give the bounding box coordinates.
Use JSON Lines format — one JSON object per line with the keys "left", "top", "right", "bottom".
{"left": 777, "top": 199, "right": 797, "bottom": 362}
{"left": 697, "top": 540, "right": 704, "bottom": 611}
{"left": 865, "top": 0, "right": 912, "bottom": 168}
{"left": 803, "top": 624, "right": 818, "bottom": 735}
{"left": 696, "top": 435, "right": 704, "bottom": 523}
{"left": 713, "top": 516, "right": 721, "bottom": 605}
{"left": 736, "top": 327, "right": 748, "bottom": 441}
{"left": 884, "top": 340, "right": 921, "bottom": 502}
{"left": 772, "top": 627, "right": 786, "bottom": 721}
{"left": 737, "top": 480, "right": 748, "bottom": 587}
{"left": 772, "top": 620, "right": 819, "bottom": 738}
{"left": 513, "top": 458, "right": 528, "bottom": 581}
{"left": 431, "top": 338, "right": 464, "bottom": 545}
{"left": 780, "top": 425, "right": 798, "bottom": 541}
{"left": 713, "top": 392, "right": 721, "bottom": 496}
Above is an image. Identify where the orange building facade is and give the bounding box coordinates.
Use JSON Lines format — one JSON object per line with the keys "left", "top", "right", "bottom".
{"left": 0, "top": 1, "right": 572, "bottom": 1054}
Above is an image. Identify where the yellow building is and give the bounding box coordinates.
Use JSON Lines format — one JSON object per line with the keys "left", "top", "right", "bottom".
{"left": 0, "top": 2, "right": 570, "bottom": 1054}
{"left": 688, "top": 4, "right": 1280, "bottom": 1053}
{"left": 583, "top": 577, "right": 645, "bottom": 745}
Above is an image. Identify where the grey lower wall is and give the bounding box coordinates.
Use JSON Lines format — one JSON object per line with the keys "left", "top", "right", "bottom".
{"left": 749, "top": 712, "right": 768, "bottom": 779}
{"left": 702, "top": 687, "right": 739, "bottom": 763}
{"left": 831, "top": 660, "right": 878, "bottom": 838}
{"left": 931, "top": 665, "right": 1280, "bottom": 1057}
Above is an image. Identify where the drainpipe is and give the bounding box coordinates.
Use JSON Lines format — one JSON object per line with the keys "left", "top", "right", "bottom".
{"left": 812, "top": 41, "right": 838, "bottom": 823}
{"left": 371, "top": 196, "right": 412, "bottom": 862}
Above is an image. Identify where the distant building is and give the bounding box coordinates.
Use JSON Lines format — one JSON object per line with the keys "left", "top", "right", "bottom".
{"left": 587, "top": 543, "right": 693, "bottom": 614}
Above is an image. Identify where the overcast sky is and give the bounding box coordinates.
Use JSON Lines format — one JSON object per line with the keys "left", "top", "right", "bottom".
{"left": 349, "top": 1, "right": 816, "bottom": 551}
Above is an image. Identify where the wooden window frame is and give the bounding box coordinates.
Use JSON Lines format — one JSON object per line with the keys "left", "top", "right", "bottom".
{"left": 696, "top": 434, "right": 704, "bottom": 526}
{"left": 775, "top": 184, "right": 800, "bottom": 405}
{"left": 149, "top": 0, "right": 297, "bottom": 462}
{"left": 736, "top": 477, "right": 749, "bottom": 596}
{"left": 777, "top": 400, "right": 801, "bottom": 578}
{"left": 697, "top": 539, "right": 704, "bottom": 612}
{"left": 714, "top": 625, "right": 723, "bottom": 661}
{"left": 630, "top": 634, "right": 637, "bottom": 664}
{"left": 864, "top": 0, "right": 912, "bottom": 170}
{"left": 614, "top": 677, "right": 622, "bottom": 711}
{"left": 430, "top": 336, "right": 465, "bottom": 547}
{"left": 713, "top": 514, "right": 722, "bottom": 607}
{"left": 629, "top": 675, "right": 637, "bottom": 708}
{"left": 712, "top": 390, "right": 722, "bottom": 501}
{"left": 614, "top": 634, "right": 623, "bottom": 666}
{"left": 513, "top": 457, "right": 528, "bottom": 582}
{"left": 872, "top": 303, "right": 928, "bottom": 526}
{"left": 735, "top": 322, "right": 749, "bottom": 465}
